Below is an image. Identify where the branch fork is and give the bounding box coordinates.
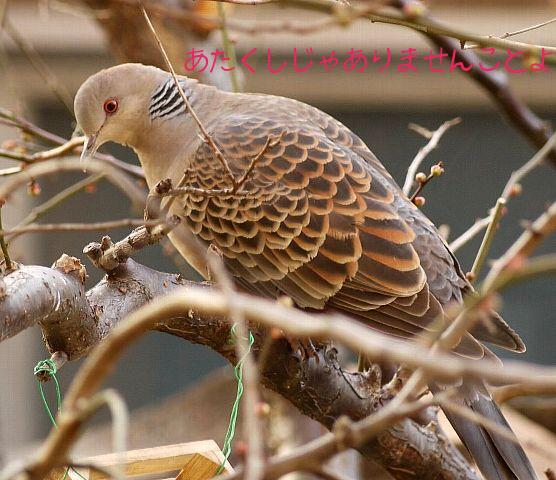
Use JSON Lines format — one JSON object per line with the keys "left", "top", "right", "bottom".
{"left": 83, "top": 216, "right": 180, "bottom": 273}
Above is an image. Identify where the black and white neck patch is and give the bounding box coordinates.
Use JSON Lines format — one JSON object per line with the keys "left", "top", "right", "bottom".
{"left": 149, "top": 78, "right": 189, "bottom": 120}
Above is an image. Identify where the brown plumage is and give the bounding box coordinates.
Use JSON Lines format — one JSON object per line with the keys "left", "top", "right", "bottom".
{"left": 74, "top": 63, "right": 537, "bottom": 480}
{"left": 179, "top": 94, "right": 523, "bottom": 360}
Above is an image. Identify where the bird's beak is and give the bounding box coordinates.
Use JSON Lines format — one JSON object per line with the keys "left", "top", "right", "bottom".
{"left": 80, "top": 133, "right": 99, "bottom": 172}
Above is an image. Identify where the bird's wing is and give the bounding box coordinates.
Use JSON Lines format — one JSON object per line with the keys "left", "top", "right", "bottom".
{"left": 180, "top": 98, "right": 519, "bottom": 356}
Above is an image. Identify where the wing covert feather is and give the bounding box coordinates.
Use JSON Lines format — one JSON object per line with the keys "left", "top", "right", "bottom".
{"left": 175, "top": 95, "right": 520, "bottom": 357}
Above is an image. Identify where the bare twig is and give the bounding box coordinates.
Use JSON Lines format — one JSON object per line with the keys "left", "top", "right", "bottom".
{"left": 498, "top": 17, "right": 556, "bottom": 39}
{"left": 501, "top": 131, "right": 556, "bottom": 201}
{"left": 83, "top": 216, "right": 180, "bottom": 272}
{"left": 403, "top": 118, "right": 461, "bottom": 195}
{"left": 235, "top": 134, "right": 283, "bottom": 190}
{"left": 139, "top": 2, "right": 236, "bottom": 187}
{"left": 9, "top": 174, "right": 104, "bottom": 239}
{"left": 0, "top": 147, "right": 34, "bottom": 163}
{"left": 0, "top": 202, "right": 12, "bottom": 270}
{"left": 0, "top": 218, "right": 163, "bottom": 237}
{"left": 217, "top": 2, "right": 240, "bottom": 93}
{"left": 0, "top": 158, "right": 145, "bottom": 209}
{"left": 493, "top": 383, "right": 556, "bottom": 405}
{"left": 465, "top": 16, "right": 556, "bottom": 49}
{"left": 157, "top": 135, "right": 282, "bottom": 203}
{"left": 450, "top": 131, "right": 556, "bottom": 253}
{"left": 467, "top": 197, "right": 506, "bottom": 282}
{"left": 483, "top": 201, "right": 556, "bottom": 291}
{"left": 409, "top": 161, "right": 444, "bottom": 204}
{"left": 31, "top": 137, "right": 86, "bottom": 161}
{"left": 100, "top": 389, "right": 129, "bottom": 480}
{"left": 222, "top": 392, "right": 455, "bottom": 480}
{"left": 0, "top": 166, "right": 23, "bottom": 177}
{"left": 450, "top": 216, "right": 491, "bottom": 253}
{"left": 0, "top": 108, "right": 144, "bottom": 179}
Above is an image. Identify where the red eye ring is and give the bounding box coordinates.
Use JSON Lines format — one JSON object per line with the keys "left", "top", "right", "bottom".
{"left": 103, "top": 98, "right": 119, "bottom": 114}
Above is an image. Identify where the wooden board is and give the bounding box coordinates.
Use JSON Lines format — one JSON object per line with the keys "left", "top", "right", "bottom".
{"left": 47, "top": 440, "right": 233, "bottom": 480}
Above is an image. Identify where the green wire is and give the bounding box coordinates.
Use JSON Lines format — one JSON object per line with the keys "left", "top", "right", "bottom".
{"left": 34, "top": 359, "right": 62, "bottom": 427}
{"left": 35, "top": 325, "right": 254, "bottom": 478}
{"left": 216, "top": 325, "right": 255, "bottom": 474}
{"left": 34, "top": 359, "right": 87, "bottom": 480}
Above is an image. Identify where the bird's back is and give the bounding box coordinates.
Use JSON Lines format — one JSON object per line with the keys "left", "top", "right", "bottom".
{"left": 166, "top": 86, "right": 524, "bottom": 357}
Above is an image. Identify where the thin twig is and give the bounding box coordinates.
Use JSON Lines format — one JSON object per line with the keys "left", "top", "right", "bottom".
{"left": 9, "top": 174, "right": 104, "bottom": 239}
{"left": 139, "top": 2, "right": 236, "bottom": 187}
{"left": 450, "top": 131, "right": 556, "bottom": 253}
{"left": 235, "top": 134, "right": 282, "bottom": 190}
{"left": 409, "top": 161, "right": 444, "bottom": 204}
{"left": 0, "top": 167, "right": 23, "bottom": 177}
{"left": 403, "top": 118, "right": 461, "bottom": 195}
{"left": 0, "top": 202, "right": 12, "bottom": 270}
{"left": 0, "top": 158, "right": 146, "bottom": 210}
{"left": 465, "top": 16, "right": 556, "bottom": 49}
{"left": 83, "top": 216, "right": 181, "bottom": 272}
{"left": 0, "top": 218, "right": 163, "bottom": 237}
{"left": 449, "top": 216, "right": 491, "bottom": 253}
{"left": 0, "top": 108, "right": 144, "bottom": 179}
{"left": 158, "top": 134, "right": 281, "bottom": 199}
{"left": 31, "top": 137, "right": 85, "bottom": 161}
{"left": 167, "top": 186, "right": 254, "bottom": 198}
{"left": 468, "top": 197, "right": 506, "bottom": 282}
{"left": 0, "top": 147, "right": 34, "bottom": 163}
{"left": 499, "top": 16, "right": 556, "bottom": 40}
{"left": 501, "top": 131, "right": 556, "bottom": 201}
{"left": 217, "top": 2, "right": 241, "bottom": 93}
{"left": 100, "top": 389, "right": 129, "bottom": 480}
{"left": 493, "top": 383, "right": 556, "bottom": 405}
{"left": 483, "top": 202, "right": 556, "bottom": 291}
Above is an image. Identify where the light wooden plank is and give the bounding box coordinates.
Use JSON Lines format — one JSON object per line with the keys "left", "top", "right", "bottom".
{"left": 45, "top": 440, "right": 233, "bottom": 480}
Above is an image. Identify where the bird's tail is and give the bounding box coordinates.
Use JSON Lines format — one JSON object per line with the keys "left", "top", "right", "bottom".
{"left": 431, "top": 380, "right": 537, "bottom": 480}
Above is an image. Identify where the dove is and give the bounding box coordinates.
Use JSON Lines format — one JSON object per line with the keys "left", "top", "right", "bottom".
{"left": 75, "top": 63, "right": 537, "bottom": 480}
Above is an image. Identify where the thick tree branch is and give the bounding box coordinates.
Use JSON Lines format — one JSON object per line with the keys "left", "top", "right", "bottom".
{"left": 2, "top": 241, "right": 556, "bottom": 479}
{"left": 0, "top": 258, "right": 482, "bottom": 480}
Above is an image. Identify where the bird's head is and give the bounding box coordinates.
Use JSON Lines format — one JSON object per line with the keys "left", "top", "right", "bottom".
{"left": 74, "top": 63, "right": 167, "bottom": 166}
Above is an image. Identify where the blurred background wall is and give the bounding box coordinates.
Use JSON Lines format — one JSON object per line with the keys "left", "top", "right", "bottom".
{"left": 0, "top": 0, "right": 554, "bottom": 461}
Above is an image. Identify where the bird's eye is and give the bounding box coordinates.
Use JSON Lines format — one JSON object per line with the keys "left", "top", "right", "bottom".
{"left": 103, "top": 98, "right": 119, "bottom": 114}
